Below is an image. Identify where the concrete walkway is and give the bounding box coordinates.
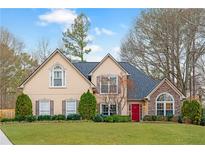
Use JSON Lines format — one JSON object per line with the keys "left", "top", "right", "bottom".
{"left": 0, "top": 129, "right": 12, "bottom": 145}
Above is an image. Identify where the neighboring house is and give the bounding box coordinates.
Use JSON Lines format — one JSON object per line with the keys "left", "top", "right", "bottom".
{"left": 19, "top": 49, "right": 185, "bottom": 122}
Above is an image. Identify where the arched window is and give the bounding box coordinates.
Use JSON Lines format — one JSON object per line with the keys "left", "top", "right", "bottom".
{"left": 50, "top": 65, "right": 66, "bottom": 87}
{"left": 156, "top": 93, "right": 174, "bottom": 116}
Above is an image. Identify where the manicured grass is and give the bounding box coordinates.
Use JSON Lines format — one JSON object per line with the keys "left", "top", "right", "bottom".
{"left": 0, "top": 122, "right": 205, "bottom": 144}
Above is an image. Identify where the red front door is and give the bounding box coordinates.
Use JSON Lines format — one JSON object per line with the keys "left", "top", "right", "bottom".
{"left": 132, "top": 104, "right": 140, "bottom": 122}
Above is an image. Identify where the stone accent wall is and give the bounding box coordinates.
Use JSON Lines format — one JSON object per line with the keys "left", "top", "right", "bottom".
{"left": 148, "top": 81, "right": 181, "bottom": 116}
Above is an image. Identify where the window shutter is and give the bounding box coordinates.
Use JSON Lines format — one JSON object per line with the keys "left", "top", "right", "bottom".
{"left": 63, "top": 70, "right": 66, "bottom": 87}
{"left": 36, "top": 100, "right": 39, "bottom": 116}
{"left": 96, "top": 76, "right": 100, "bottom": 94}
{"left": 76, "top": 100, "right": 79, "bottom": 113}
{"left": 62, "top": 100, "right": 66, "bottom": 115}
{"left": 49, "top": 70, "right": 52, "bottom": 87}
{"left": 97, "top": 103, "right": 101, "bottom": 114}
{"left": 50, "top": 100, "right": 54, "bottom": 115}
{"left": 118, "top": 76, "right": 121, "bottom": 94}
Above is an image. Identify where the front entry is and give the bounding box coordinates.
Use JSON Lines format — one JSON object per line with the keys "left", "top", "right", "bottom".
{"left": 131, "top": 104, "right": 140, "bottom": 122}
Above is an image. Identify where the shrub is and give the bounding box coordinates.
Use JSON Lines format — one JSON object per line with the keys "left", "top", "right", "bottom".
{"left": 1, "top": 118, "right": 14, "bottom": 122}
{"left": 103, "top": 116, "right": 114, "bottom": 122}
{"left": 167, "top": 115, "right": 173, "bottom": 121}
{"left": 178, "top": 116, "right": 183, "bottom": 123}
{"left": 181, "top": 100, "right": 202, "bottom": 125}
{"left": 200, "top": 116, "right": 205, "bottom": 126}
{"left": 15, "top": 115, "right": 26, "bottom": 122}
{"left": 51, "top": 114, "right": 66, "bottom": 120}
{"left": 143, "top": 115, "right": 152, "bottom": 121}
{"left": 152, "top": 115, "right": 157, "bottom": 121}
{"left": 67, "top": 114, "right": 81, "bottom": 120}
{"left": 78, "top": 90, "right": 97, "bottom": 120}
{"left": 37, "top": 115, "right": 51, "bottom": 121}
{"left": 183, "top": 116, "right": 192, "bottom": 124}
{"left": 171, "top": 116, "right": 179, "bottom": 122}
{"left": 25, "top": 115, "right": 36, "bottom": 122}
{"left": 112, "top": 115, "right": 131, "bottom": 122}
{"left": 92, "top": 114, "right": 104, "bottom": 122}
{"left": 156, "top": 115, "right": 164, "bottom": 121}
{"left": 15, "top": 93, "right": 32, "bottom": 117}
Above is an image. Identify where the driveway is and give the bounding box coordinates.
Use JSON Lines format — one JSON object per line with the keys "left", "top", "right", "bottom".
{"left": 0, "top": 129, "right": 12, "bottom": 145}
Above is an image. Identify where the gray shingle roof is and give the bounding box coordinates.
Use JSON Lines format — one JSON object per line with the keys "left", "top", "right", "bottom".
{"left": 72, "top": 62, "right": 160, "bottom": 100}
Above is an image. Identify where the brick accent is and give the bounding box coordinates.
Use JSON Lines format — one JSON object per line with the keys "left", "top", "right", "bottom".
{"left": 148, "top": 81, "right": 181, "bottom": 116}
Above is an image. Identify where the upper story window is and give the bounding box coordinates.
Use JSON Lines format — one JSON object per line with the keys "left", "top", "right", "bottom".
{"left": 156, "top": 93, "right": 174, "bottom": 116}
{"left": 50, "top": 65, "right": 66, "bottom": 87}
{"left": 100, "top": 75, "right": 118, "bottom": 94}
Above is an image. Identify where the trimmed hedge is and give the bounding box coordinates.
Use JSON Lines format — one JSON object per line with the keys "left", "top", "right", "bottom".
{"left": 112, "top": 115, "right": 131, "bottom": 122}
{"left": 66, "top": 114, "right": 81, "bottom": 120}
{"left": 92, "top": 114, "right": 104, "bottom": 122}
{"left": 92, "top": 115, "right": 131, "bottom": 123}
{"left": 37, "top": 115, "right": 52, "bottom": 121}
{"left": 0, "top": 118, "right": 15, "bottom": 122}
{"left": 52, "top": 115, "right": 66, "bottom": 120}
{"left": 25, "top": 115, "right": 37, "bottom": 122}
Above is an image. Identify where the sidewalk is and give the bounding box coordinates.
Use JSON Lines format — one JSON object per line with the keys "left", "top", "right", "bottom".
{"left": 0, "top": 129, "right": 12, "bottom": 145}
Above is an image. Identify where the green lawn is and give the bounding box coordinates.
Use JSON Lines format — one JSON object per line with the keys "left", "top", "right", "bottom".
{"left": 0, "top": 122, "right": 205, "bottom": 144}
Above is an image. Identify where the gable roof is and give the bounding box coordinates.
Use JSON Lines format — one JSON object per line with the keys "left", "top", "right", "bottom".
{"left": 73, "top": 61, "right": 160, "bottom": 100}
{"left": 88, "top": 53, "right": 129, "bottom": 75}
{"left": 19, "top": 49, "right": 94, "bottom": 88}
{"left": 145, "top": 78, "right": 186, "bottom": 100}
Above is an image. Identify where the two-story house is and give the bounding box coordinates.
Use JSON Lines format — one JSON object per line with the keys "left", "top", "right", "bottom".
{"left": 19, "top": 49, "right": 185, "bottom": 121}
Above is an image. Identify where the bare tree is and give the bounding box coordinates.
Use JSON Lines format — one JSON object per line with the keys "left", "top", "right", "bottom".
{"left": 99, "top": 72, "right": 134, "bottom": 115}
{"left": 0, "top": 27, "right": 38, "bottom": 109}
{"left": 35, "top": 38, "right": 51, "bottom": 64}
{"left": 120, "top": 9, "right": 205, "bottom": 97}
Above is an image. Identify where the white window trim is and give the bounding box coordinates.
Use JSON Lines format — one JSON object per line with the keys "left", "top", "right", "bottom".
{"left": 100, "top": 103, "right": 118, "bottom": 116}
{"left": 65, "top": 100, "right": 77, "bottom": 116}
{"left": 49, "top": 64, "right": 66, "bottom": 88}
{"left": 155, "top": 92, "right": 175, "bottom": 116}
{"left": 100, "top": 75, "right": 118, "bottom": 94}
{"left": 39, "top": 99, "right": 51, "bottom": 115}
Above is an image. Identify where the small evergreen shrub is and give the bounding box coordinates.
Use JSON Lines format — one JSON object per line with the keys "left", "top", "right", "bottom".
{"left": 15, "top": 93, "right": 32, "bottom": 117}
{"left": 178, "top": 116, "right": 183, "bottom": 123}
{"left": 15, "top": 115, "right": 26, "bottom": 122}
{"left": 1, "top": 118, "right": 15, "bottom": 122}
{"left": 143, "top": 115, "right": 152, "bottom": 121}
{"left": 156, "top": 115, "right": 164, "bottom": 121}
{"left": 167, "top": 115, "right": 173, "bottom": 121}
{"left": 25, "top": 115, "right": 37, "bottom": 122}
{"left": 112, "top": 115, "right": 131, "bottom": 122}
{"left": 92, "top": 114, "right": 104, "bottom": 122}
{"left": 78, "top": 90, "right": 97, "bottom": 120}
{"left": 152, "top": 115, "right": 157, "bottom": 121}
{"left": 66, "top": 114, "right": 81, "bottom": 120}
{"left": 181, "top": 100, "right": 202, "bottom": 125}
{"left": 103, "top": 116, "right": 114, "bottom": 122}
{"left": 200, "top": 116, "right": 205, "bottom": 126}
{"left": 37, "top": 115, "right": 51, "bottom": 121}
{"left": 51, "top": 114, "right": 66, "bottom": 120}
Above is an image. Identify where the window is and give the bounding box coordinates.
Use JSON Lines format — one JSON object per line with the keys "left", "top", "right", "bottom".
{"left": 156, "top": 93, "right": 174, "bottom": 116}
{"left": 101, "top": 104, "right": 117, "bottom": 116}
{"left": 100, "top": 75, "right": 118, "bottom": 94}
{"left": 50, "top": 65, "right": 65, "bottom": 87}
{"left": 39, "top": 100, "right": 50, "bottom": 115}
{"left": 66, "top": 100, "right": 76, "bottom": 115}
